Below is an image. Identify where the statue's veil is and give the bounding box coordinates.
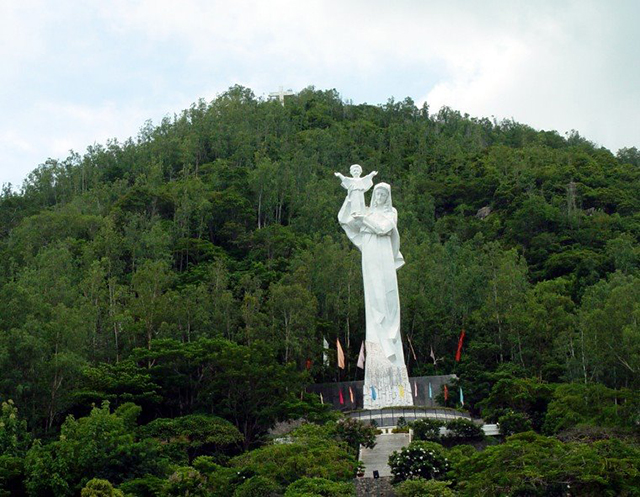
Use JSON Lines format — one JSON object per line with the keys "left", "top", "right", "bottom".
{"left": 371, "top": 182, "right": 393, "bottom": 211}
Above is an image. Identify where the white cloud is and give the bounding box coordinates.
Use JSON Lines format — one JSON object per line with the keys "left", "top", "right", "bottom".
{"left": 1, "top": 0, "right": 639, "bottom": 188}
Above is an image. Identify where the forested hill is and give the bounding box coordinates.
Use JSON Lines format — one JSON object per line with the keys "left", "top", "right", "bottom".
{"left": 0, "top": 86, "right": 638, "bottom": 494}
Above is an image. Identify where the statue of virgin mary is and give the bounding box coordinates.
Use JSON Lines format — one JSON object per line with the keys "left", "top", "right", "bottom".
{"left": 338, "top": 181, "right": 413, "bottom": 408}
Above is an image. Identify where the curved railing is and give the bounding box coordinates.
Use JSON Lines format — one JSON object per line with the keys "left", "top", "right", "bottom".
{"left": 346, "top": 406, "right": 471, "bottom": 427}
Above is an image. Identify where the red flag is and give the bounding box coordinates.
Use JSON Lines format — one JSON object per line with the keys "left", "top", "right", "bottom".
{"left": 349, "top": 386, "right": 355, "bottom": 403}
{"left": 337, "top": 339, "right": 345, "bottom": 369}
{"left": 339, "top": 388, "right": 344, "bottom": 404}
{"left": 305, "top": 358, "right": 312, "bottom": 370}
{"left": 444, "top": 384, "right": 449, "bottom": 402}
{"left": 455, "top": 330, "right": 466, "bottom": 362}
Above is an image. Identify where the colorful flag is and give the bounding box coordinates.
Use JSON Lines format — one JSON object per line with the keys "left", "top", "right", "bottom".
{"left": 399, "top": 385, "right": 405, "bottom": 398}
{"left": 459, "top": 387, "right": 464, "bottom": 406}
{"left": 349, "top": 386, "right": 355, "bottom": 403}
{"left": 339, "top": 388, "right": 344, "bottom": 404}
{"left": 444, "top": 384, "right": 449, "bottom": 402}
{"left": 357, "top": 342, "right": 365, "bottom": 369}
{"left": 428, "top": 382, "right": 433, "bottom": 399}
{"left": 323, "top": 337, "right": 329, "bottom": 366}
{"left": 371, "top": 386, "right": 377, "bottom": 401}
{"left": 430, "top": 346, "right": 437, "bottom": 364}
{"left": 319, "top": 392, "right": 324, "bottom": 404}
{"left": 336, "top": 339, "right": 345, "bottom": 369}
{"left": 455, "top": 330, "right": 466, "bottom": 362}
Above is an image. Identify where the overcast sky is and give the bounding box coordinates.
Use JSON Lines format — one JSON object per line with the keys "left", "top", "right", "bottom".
{"left": 1, "top": 0, "right": 639, "bottom": 188}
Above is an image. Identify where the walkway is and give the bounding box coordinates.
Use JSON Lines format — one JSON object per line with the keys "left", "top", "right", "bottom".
{"left": 359, "top": 432, "right": 411, "bottom": 478}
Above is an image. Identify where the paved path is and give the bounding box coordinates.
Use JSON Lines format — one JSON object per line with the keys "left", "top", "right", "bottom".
{"left": 359, "top": 433, "right": 411, "bottom": 478}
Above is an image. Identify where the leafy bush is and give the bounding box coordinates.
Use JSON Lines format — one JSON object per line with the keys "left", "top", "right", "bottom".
{"left": 388, "top": 441, "right": 450, "bottom": 483}
{"left": 453, "top": 432, "right": 640, "bottom": 496}
{"left": 191, "top": 458, "right": 238, "bottom": 497}
{"left": 24, "top": 402, "right": 166, "bottom": 496}
{"left": 161, "top": 467, "right": 207, "bottom": 497}
{"left": 230, "top": 424, "right": 357, "bottom": 487}
{"left": 81, "top": 478, "right": 125, "bottom": 497}
{"left": 234, "top": 475, "right": 280, "bottom": 497}
{"left": 0, "top": 400, "right": 30, "bottom": 456}
{"left": 497, "top": 411, "right": 532, "bottom": 436}
{"left": 444, "top": 419, "right": 484, "bottom": 442}
{"left": 334, "top": 417, "right": 377, "bottom": 451}
{"left": 284, "top": 477, "right": 354, "bottom": 496}
{"left": 478, "top": 378, "right": 555, "bottom": 431}
{"left": 395, "top": 478, "right": 456, "bottom": 497}
{"left": 392, "top": 426, "right": 410, "bottom": 433}
{"left": 411, "top": 419, "right": 444, "bottom": 441}
{"left": 0, "top": 401, "right": 29, "bottom": 496}
{"left": 117, "top": 475, "right": 165, "bottom": 497}
{"left": 140, "top": 414, "right": 243, "bottom": 463}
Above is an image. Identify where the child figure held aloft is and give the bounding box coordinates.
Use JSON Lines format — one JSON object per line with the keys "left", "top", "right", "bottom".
{"left": 334, "top": 164, "right": 378, "bottom": 216}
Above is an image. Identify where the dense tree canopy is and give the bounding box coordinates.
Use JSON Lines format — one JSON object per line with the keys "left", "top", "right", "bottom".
{"left": 0, "top": 86, "right": 638, "bottom": 494}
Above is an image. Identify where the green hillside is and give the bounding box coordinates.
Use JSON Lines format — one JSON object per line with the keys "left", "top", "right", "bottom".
{"left": 0, "top": 86, "right": 638, "bottom": 496}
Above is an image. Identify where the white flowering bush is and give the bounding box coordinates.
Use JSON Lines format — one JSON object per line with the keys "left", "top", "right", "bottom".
{"left": 388, "top": 441, "right": 450, "bottom": 483}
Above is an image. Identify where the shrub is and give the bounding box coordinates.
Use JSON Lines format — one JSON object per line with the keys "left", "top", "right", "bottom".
{"left": 388, "top": 441, "right": 450, "bottom": 483}
{"left": 140, "top": 414, "right": 243, "bottom": 463}
{"left": 498, "top": 411, "right": 532, "bottom": 436}
{"left": 412, "top": 419, "right": 444, "bottom": 441}
{"left": 81, "top": 479, "right": 125, "bottom": 497}
{"left": 234, "top": 475, "right": 280, "bottom": 497}
{"left": 444, "top": 419, "right": 484, "bottom": 442}
{"left": 230, "top": 426, "right": 357, "bottom": 486}
{"left": 161, "top": 467, "right": 207, "bottom": 497}
{"left": 284, "top": 477, "right": 354, "bottom": 496}
{"left": 453, "top": 432, "right": 640, "bottom": 496}
{"left": 478, "top": 378, "right": 554, "bottom": 431}
{"left": 334, "top": 417, "right": 377, "bottom": 451}
{"left": 395, "top": 478, "right": 456, "bottom": 497}
{"left": 118, "top": 475, "right": 165, "bottom": 497}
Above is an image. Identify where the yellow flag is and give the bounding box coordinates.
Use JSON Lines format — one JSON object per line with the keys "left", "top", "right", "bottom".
{"left": 336, "top": 339, "right": 345, "bottom": 369}
{"left": 399, "top": 385, "right": 405, "bottom": 398}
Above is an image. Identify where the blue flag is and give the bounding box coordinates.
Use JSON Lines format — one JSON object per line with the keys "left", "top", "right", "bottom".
{"left": 460, "top": 387, "right": 464, "bottom": 406}
{"left": 428, "top": 382, "right": 432, "bottom": 399}
{"left": 371, "top": 386, "right": 377, "bottom": 401}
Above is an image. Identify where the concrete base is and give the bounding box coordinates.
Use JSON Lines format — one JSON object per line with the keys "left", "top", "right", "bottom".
{"left": 363, "top": 342, "right": 413, "bottom": 409}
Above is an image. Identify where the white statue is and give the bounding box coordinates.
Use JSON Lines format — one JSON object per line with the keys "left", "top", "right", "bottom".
{"left": 338, "top": 179, "right": 413, "bottom": 408}
{"left": 334, "top": 164, "right": 377, "bottom": 216}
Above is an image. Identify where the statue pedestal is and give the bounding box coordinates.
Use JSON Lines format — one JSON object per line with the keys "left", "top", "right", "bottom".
{"left": 362, "top": 342, "right": 413, "bottom": 409}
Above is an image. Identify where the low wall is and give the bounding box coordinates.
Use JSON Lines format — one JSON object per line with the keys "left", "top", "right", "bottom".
{"left": 307, "top": 374, "right": 458, "bottom": 411}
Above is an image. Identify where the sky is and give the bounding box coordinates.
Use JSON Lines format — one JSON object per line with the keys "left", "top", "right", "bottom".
{"left": 1, "top": 0, "right": 639, "bottom": 188}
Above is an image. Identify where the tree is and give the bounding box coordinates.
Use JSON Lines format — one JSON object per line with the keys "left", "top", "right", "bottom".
{"left": 24, "top": 402, "right": 165, "bottom": 496}
{"left": 267, "top": 280, "right": 318, "bottom": 365}
{"left": 578, "top": 272, "right": 639, "bottom": 388}
{"left": 141, "top": 414, "right": 243, "bottom": 463}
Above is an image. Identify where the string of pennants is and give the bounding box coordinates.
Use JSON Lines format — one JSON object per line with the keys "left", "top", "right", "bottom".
{"left": 319, "top": 329, "right": 467, "bottom": 407}
{"left": 321, "top": 380, "right": 465, "bottom": 407}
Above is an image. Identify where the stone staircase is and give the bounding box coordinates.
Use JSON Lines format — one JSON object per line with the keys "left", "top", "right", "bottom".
{"left": 355, "top": 432, "right": 411, "bottom": 496}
